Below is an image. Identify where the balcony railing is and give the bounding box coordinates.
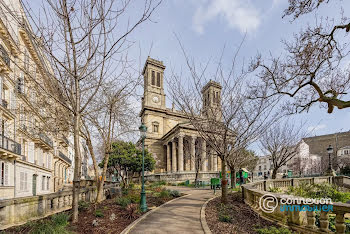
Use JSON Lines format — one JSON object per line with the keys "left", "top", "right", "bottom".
{"left": 0, "top": 135, "right": 21, "bottom": 155}
{"left": 0, "top": 44, "right": 10, "bottom": 67}
{"left": 37, "top": 132, "right": 53, "bottom": 148}
{"left": 1, "top": 99, "right": 7, "bottom": 108}
{"left": 62, "top": 136, "right": 69, "bottom": 145}
{"left": 59, "top": 151, "right": 72, "bottom": 165}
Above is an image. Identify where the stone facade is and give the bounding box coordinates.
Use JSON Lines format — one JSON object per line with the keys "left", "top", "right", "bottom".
{"left": 0, "top": 1, "right": 89, "bottom": 200}
{"left": 304, "top": 131, "right": 350, "bottom": 171}
{"left": 140, "top": 57, "right": 221, "bottom": 176}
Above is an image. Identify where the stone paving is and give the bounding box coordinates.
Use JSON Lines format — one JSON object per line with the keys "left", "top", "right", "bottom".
{"left": 129, "top": 187, "right": 215, "bottom": 234}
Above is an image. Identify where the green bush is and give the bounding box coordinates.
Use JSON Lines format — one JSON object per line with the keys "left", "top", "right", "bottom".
{"left": 255, "top": 227, "right": 293, "bottom": 234}
{"left": 78, "top": 200, "right": 89, "bottom": 211}
{"left": 177, "top": 182, "right": 186, "bottom": 186}
{"left": 169, "top": 190, "right": 181, "bottom": 198}
{"left": 122, "top": 188, "right": 129, "bottom": 196}
{"left": 128, "top": 194, "right": 141, "bottom": 204}
{"left": 26, "top": 212, "right": 71, "bottom": 234}
{"left": 95, "top": 209, "right": 104, "bottom": 218}
{"left": 159, "top": 189, "right": 170, "bottom": 198}
{"left": 116, "top": 196, "right": 131, "bottom": 208}
{"left": 218, "top": 214, "right": 232, "bottom": 223}
{"left": 268, "top": 187, "right": 282, "bottom": 193}
{"left": 287, "top": 182, "right": 350, "bottom": 203}
{"left": 51, "top": 213, "right": 70, "bottom": 227}
{"left": 149, "top": 181, "right": 167, "bottom": 188}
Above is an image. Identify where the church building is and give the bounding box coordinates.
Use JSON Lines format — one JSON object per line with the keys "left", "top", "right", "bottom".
{"left": 140, "top": 57, "right": 222, "bottom": 180}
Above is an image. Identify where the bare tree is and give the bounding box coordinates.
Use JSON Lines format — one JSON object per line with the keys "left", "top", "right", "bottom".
{"left": 14, "top": 0, "right": 161, "bottom": 222}
{"left": 83, "top": 77, "right": 138, "bottom": 202}
{"left": 249, "top": 0, "right": 350, "bottom": 114}
{"left": 226, "top": 149, "right": 258, "bottom": 188}
{"left": 259, "top": 120, "right": 306, "bottom": 179}
{"left": 168, "top": 39, "right": 279, "bottom": 203}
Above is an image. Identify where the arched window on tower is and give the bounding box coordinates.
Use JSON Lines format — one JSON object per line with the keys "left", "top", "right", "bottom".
{"left": 151, "top": 71, "right": 155, "bottom": 85}
{"left": 157, "top": 72, "right": 160, "bottom": 87}
{"left": 152, "top": 121, "right": 159, "bottom": 133}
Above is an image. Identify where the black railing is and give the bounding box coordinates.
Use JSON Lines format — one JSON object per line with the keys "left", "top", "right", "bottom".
{"left": 1, "top": 99, "right": 7, "bottom": 108}
{"left": 0, "top": 44, "right": 10, "bottom": 67}
{"left": 62, "top": 135, "right": 69, "bottom": 145}
{"left": 38, "top": 132, "right": 53, "bottom": 148}
{"left": 59, "top": 151, "right": 72, "bottom": 164}
{"left": 0, "top": 135, "right": 21, "bottom": 155}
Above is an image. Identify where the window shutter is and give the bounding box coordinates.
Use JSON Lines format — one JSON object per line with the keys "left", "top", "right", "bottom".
{"left": 0, "top": 76, "right": 2, "bottom": 101}
{"left": 28, "top": 142, "right": 34, "bottom": 163}
{"left": 10, "top": 90, "right": 16, "bottom": 110}
{"left": 25, "top": 172, "right": 27, "bottom": 190}
{"left": 20, "top": 172, "right": 23, "bottom": 191}
{"left": 4, "top": 163, "right": 8, "bottom": 186}
{"left": 48, "top": 154, "right": 51, "bottom": 169}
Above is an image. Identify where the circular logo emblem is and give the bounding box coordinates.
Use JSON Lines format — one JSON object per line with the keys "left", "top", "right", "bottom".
{"left": 259, "top": 194, "right": 278, "bottom": 213}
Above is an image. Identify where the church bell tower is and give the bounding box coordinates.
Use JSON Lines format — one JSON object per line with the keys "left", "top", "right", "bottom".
{"left": 142, "top": 57, "right": 166, "bottom": 109}
{"left": 201, "top": 80, "right": 222, "bottom": 121}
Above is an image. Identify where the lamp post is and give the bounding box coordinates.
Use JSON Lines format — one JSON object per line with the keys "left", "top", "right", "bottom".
{"left": 327, "top": 145, "right": 334, "bottom": 174}
{"left": 139, "top": 123, "right": 148, "bottom": 212}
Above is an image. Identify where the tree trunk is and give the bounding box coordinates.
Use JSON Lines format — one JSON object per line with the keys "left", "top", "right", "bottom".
{"left": 86, "top": 138, "right": 100, "bottom": 203}
{"left": 230, "top": 167, "right": 236, "bottom": 188}
{"left": 96, "top": 150, "right": 111, "bottom": 203}
{"left": 272, "top": 168, "right": 278, "bottom": 179}
{"left": 72, "top": 113, "right": 82, "bottom": 223}
{"left": 221, "top": 158, "right": 228, "bottom": 204}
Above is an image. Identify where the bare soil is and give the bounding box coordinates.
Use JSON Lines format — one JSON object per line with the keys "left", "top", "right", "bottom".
{"left": 205, "top": 192, "right": 281, "bottom": 234}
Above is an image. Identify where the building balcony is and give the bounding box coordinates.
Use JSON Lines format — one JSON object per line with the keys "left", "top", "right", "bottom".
{"left": 33, "top": 131, "right": 53, "bottom": 150}
{"left": 0, "top": 135, "right": 21, "bottom": 159}
{"left": 0, "top": 45, "right": 10, "bottom": 67}
{"left": 0, "top": 99, "right": 15, "bottom": 119}
{"left": 58, "top": 135, "right": 69, "bottom": 147}
{"left": 58, "top": 150, "right": 72, "bottom": 165}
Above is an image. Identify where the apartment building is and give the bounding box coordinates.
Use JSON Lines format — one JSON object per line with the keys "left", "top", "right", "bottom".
{"left": 0, "top": 0, "right": 87, "bottom": 199}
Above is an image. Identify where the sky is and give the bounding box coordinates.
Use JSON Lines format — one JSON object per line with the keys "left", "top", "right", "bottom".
{"left": 127, "top": 0, "right": 350, "bottom": 137}
{"left": 25, "top": 0, "right": 350, "bottom": 149}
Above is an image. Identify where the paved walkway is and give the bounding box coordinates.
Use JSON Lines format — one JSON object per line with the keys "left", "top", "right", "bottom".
{"left": 129, "top": 187, "right": 215, "bottom": 234}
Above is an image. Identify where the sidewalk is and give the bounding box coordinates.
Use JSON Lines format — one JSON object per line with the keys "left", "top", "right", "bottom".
{"left": 129, "top": 187, "right": 215, "bottom": 234}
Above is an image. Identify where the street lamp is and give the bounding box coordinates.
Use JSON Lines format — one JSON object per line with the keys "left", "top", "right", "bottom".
{"left": 139, "top": 123, "right": 147, "bottom": 212}
{"left": 327, "top": 145, "right": 334, "bottom": 174}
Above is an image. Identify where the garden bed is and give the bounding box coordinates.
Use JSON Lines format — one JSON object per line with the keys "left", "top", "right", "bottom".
{"left": 3, "top": 183, "right": 181, "bottom": 234}
{"left": 205, "top": 192, "right": 293, "bottom": 234}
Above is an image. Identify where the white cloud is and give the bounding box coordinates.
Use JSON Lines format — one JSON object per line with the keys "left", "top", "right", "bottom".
{"left": 307, "top": 124, "right": 327, "bottom": 133}
{"left": 192, "top": 0, "right": 261, "bottom": 34}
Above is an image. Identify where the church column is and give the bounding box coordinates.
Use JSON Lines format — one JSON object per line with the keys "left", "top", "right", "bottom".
{"left": 172, "top": 140, "right": 177, "bottom": 172}
{"left": 201, "top": 139, "right": 207, "bottom": 172}
{"left": 166, "top": 143, "right": 171, "bottom": 172}
{"left": 190, "top": 136, "right": 196, "bottom": 171}
{"left": 185, "top": 137, "right": 191, "bottom": 171}
{"left": 213, "top": 152, "right": 218, "bottom": 171}
{"left": 178, "top": 135, "right": 184, "bottom": 172}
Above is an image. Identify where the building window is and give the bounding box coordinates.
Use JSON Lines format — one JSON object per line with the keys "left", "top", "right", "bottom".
{"left": 1, "top": 162, "right": 8, "bottom": 186}
{"left": 264, "top": 165, "right": 267, "bottom": 170}
{"left": 259, "top": 166, "right": 261, "bottom": 170}
{"left": 157, "top": 72, "right": 160, "bottom": 87}
{"left": 47, "top": 177, "right": 50, "bottom": 190}
{"left": 20, "top": 172, "right": 27, "bottom": 191}
{"left": 151, "top": 71, "right": 155, "bottom": 85}
{"left": 42, "top": 176, "right": 45, "bottom": 190}
{"left": 152, "top": 122, "right": 159, "bottom": 133}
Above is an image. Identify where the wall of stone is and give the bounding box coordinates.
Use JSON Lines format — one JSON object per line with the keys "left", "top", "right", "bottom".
{"left": 0, "top": 183, "right": 120, "bottom": 230}
{"left": 144, "top": 171, "right": 220, "bottom": 183}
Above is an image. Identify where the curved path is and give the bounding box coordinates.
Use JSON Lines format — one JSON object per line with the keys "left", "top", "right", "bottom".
{"left": 129, "top": 187, "right": 215, "bottom": 234}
